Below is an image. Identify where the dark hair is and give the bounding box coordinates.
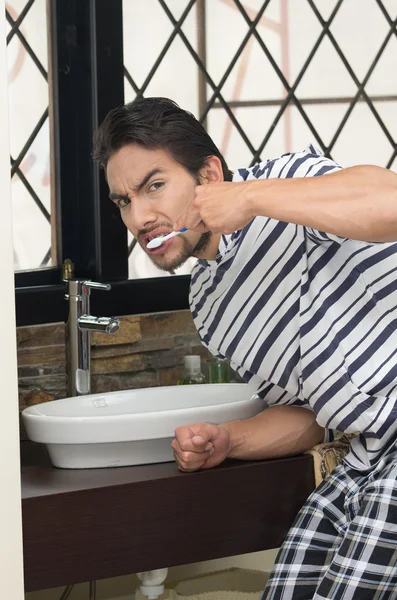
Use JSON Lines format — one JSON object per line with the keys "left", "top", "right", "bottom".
{"left": 93, "top": 97, "right": 233, "bottom": 181}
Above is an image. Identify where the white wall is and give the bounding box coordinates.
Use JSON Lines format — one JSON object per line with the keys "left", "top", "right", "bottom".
{"left": 0, "top": 1, "right": 24, "bottom": 598}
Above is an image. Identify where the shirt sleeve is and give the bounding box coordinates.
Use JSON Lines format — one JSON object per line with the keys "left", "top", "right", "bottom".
{"left": 235, "top": 144, "right": 346, "bottom": 246}
{"left": 255, "top": 380, "right": 309, "bottom": 408}
{"left": 280, "top": 145, "right": 346, "bottom": 245}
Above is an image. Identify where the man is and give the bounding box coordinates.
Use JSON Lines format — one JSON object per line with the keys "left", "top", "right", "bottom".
{"left": 94, "top": 96, "right": 397, "bottom": 599}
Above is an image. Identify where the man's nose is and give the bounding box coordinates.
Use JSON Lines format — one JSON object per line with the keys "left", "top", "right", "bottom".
{"left": 128, "top": 198, "right": 157, "bottom": 231}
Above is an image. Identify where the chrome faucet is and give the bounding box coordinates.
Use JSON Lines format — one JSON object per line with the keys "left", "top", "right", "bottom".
{"left": 65, "top": 279, "right": 120, "bottom": 397}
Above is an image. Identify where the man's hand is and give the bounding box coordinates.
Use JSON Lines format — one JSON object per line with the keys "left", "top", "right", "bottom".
{"left": 174, "top": 182, "right": 254, "bottom": 234}
{"left": 171, "top": 423, "right": 231, "bottom": 472}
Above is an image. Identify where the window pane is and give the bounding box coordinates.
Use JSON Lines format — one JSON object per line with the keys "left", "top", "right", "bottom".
{"left": 122, "top": 0, "right": 397, "bottom": 280}
{"left": 6, "top": 0, "right": 54, "bottom": 272}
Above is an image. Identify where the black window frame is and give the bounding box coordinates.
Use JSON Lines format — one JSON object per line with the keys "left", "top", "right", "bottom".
{"left": 14, "top": 0, "right": 190, "bottom": 327}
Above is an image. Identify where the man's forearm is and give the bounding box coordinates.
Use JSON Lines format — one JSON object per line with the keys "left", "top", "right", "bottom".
{"left": 246, "top": 165, "right": 397, "bottom": 243}
{"left": 222, "top": 405, "right": 324, "bottom": 461}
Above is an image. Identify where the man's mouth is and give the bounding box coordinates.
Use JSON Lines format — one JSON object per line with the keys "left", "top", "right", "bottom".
{"left": 140, "top": 227, "right": 177, "bottom": 255}
{"left": 141, "top": 228, "right": 170, "bottom": 247}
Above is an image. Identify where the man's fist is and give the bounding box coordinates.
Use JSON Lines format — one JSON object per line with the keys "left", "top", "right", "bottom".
{"left": 171, "top": 422, "right": 231, "bottom": 472}
{"left": 174, "top": 182, "right": 254, "bottom": 234}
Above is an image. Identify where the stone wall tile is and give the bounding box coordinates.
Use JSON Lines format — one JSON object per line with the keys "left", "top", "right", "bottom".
{"left": 91, "top": 336, "right": 175, "bottom": 359}
{"left": 173, "top": 334, "right": 203, "bottom": 348}
{"left": 92, "top": 370, "right": 157, "bottom": 393}
{"left": 18, "top": 363, "right": 66, "bottom": 378}
{"left": 21, "top": 389, "right": 55, "bottom": 407}
{"left": 140, "top": 311, "right": 196, "bottom": 337}
{"left": 190, "top": 345, "right": 213, "bottom": 361}
{"left": 17, "top": 323, "right": 65, "bottom": 348}
{"left": 91, "top": 316, "right": 141, "bottom": 346}
{"left": 17, "top": 346, "right": 65, "bottom": 366}
{"left": 16, "top": 310, "right": 211, "bottom": 414}
{"left": 157, "top": 366, "right": 184, "bottom": 387}
{"left": 92, "top": 353, "right": 149, "bottom": 375}
{"left": 19, "top": 375, "right": 67, "bottom": 409}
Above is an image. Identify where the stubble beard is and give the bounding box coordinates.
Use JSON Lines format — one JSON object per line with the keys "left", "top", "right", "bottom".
{"left": 149, "top": 231, "right": 212, "bottom": 272}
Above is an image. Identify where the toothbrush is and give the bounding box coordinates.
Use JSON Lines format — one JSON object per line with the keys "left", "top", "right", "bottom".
{"left": 147, "top": 228, "right": 188, "bottom": 249}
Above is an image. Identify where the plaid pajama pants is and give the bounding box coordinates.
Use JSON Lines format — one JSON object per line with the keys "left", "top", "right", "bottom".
{"left": 262, "top": 451, "right": 397, "bottom": 599}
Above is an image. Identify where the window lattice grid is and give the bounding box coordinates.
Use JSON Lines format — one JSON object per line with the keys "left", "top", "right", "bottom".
{"left": 123, "top": 0, "right": 397, "bottom": 266}
{"left": 6, "top": 0, "right": 52, "bottom": 270}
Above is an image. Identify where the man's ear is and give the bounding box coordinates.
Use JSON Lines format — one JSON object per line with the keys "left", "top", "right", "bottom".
{"left": 198, "top": 156, "right": 224, "bottom": 185}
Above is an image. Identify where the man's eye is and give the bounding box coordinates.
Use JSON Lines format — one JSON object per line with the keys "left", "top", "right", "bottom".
{"left": 148, "top": 181, "right": 164, "bottom": 193}
{"left": 117, "top": 197, "right": 130, "bottom": 209}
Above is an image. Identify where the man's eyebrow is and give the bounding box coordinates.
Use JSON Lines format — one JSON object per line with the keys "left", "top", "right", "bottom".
{"left": 134, "top": 168, "right": 164, "bottom": 192}
{"left": 109, "top": 168, "right": 165, "bottom": 203}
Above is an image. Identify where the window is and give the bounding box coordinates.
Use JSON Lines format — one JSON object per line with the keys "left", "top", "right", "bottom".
{"left": 12, "top": 0, "right": 190, "bottom": 326}
{"left": 10, "top": 0, "right": 397, "bottom": 326}
{"left": 7, "top": 0, "right": 52, "bottom": 272}
{"left": 122, "top": 0, "right": 397, "bottom": 279}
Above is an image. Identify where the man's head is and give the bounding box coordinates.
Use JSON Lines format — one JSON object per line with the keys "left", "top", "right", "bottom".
{"left": 93, "top": 97, "right": 233, "bottom": 272}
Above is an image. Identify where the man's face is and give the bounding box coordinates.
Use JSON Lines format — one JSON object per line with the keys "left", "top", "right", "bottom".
{"left": 106, "top": 144, "right": 210, "bottom": 272}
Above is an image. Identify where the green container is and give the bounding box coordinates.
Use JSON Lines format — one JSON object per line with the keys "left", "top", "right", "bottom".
{"left": 208, "top": 358, "right": 231, "bottom": 383}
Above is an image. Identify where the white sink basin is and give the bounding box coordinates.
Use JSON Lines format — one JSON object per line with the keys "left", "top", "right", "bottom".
{"left": 22, "top": 384, "right": 264, "bottom": 469}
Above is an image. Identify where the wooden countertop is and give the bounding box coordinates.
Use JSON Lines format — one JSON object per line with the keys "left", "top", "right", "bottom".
{"left": 21, "top": 443, "right": 315, "bottom": 592}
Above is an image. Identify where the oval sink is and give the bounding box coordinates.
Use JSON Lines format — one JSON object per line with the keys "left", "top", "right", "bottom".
{"left": 22, "top": 384, "right": 264, "bottom": 469}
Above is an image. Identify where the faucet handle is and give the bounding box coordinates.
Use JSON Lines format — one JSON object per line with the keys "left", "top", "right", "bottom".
{"left": 83, "top": 280, "right": 111, "bottom": 292}
{"left": 66, "top": 280, "right": 112, "bottom": 299}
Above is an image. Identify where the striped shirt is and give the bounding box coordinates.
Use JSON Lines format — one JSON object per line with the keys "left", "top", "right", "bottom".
{"left": 189, "top": 145, "right": 397, "bottom": 472}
